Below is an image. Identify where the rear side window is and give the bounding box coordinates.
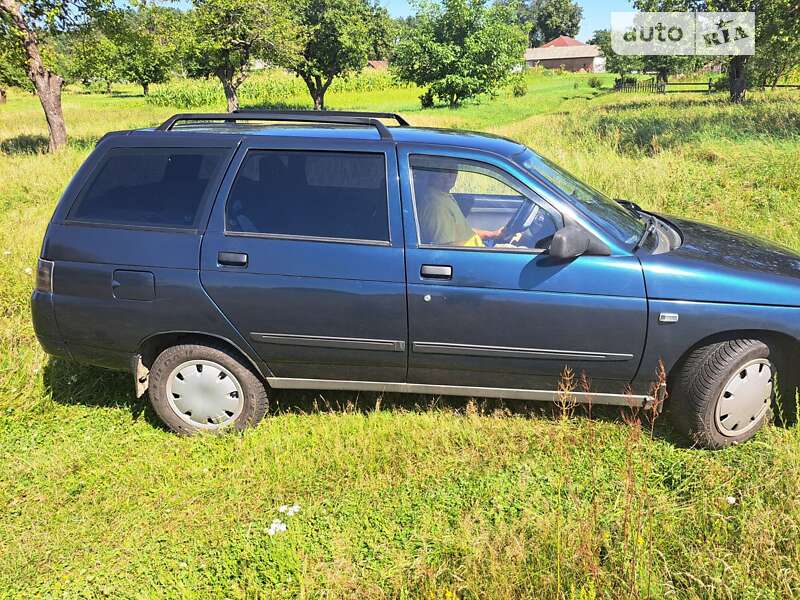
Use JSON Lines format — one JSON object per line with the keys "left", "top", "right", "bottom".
{"left": 226, "top": 150, "right": 389, "bottom": 242}
{"left": 68, "top": 148, "right": 228, "bottom": 228}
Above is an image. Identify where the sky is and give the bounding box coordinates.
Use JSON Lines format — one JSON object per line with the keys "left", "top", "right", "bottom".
{"left": 383, "top": 0, "right": 634, "bottom": 42}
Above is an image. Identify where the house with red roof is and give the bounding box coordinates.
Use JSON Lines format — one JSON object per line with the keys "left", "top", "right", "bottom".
{"left": 524, "top": 36, "right": 606, "bottom": 73}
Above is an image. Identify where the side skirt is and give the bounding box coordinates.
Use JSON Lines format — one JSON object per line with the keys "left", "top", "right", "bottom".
{"left": 266, "top": 377, "right": 653, "bottom": 408}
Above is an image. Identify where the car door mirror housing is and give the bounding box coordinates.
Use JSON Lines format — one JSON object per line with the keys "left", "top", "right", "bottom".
{"left": 548, "top": 225, "right": 609, "bottom": 259}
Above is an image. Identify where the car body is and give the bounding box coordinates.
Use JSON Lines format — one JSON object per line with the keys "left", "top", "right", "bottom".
{"left": 32, "top": 111, "right": 800, "bottom": 447}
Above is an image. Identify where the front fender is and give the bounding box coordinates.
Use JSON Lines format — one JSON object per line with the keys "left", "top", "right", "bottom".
{"left": 633, "top": 299, "right": 800, "bottom": 392}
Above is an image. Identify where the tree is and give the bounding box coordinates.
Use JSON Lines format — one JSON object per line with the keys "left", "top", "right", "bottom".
{"left": 393, "top": 0, "right": 527, "bottom": 108}
{"left": 590, "top": 29, "right": 642, "bottom": 80}
{"left": 633, "top": 0, "right": 800, "bottom": 102}
{"left": 528, "top": 0, "right": 582, "bottom": 47}
{"left": 115, "top": 6, "right": 177, "bottom": 96}
{"left": 0, "top": 14, "right": 30, "bottom": 103}
{"left": 643, "top": 55, "right": 698, "bottom": 84}
{"left": 187, "top": 0, "right": 297, "bottom": 112}
{"left": 748, "top": 1, "right": 800, "bottom": 88}
{"left": 0, "top": 0, "right": 107, "bottom": 150}
{"left": 284, "top": 0, "right": 390, "bottom": 110}
{"left": 62, "top": 22, "right": 121, "bottom": 93}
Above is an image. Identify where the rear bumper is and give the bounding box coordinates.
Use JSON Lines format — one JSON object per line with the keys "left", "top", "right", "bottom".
{"left": 31, "top": 290, "right": 70, "bottom": 359}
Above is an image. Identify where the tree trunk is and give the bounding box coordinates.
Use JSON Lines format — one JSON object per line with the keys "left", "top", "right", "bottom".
{"left": 302, "top": 74, "right": 334, "bottom": 111}
{"left": 0, "top": 88, "right": 6, "bottom": 104}
{"left": 219, "top": 76, "right": 239, "bottom": 112}
{"left": 313, "top": 75, "right": 324, "bottom": 110}
{"left": 142, "top": 82, "right": 149, "bottom": 96}
{"left": 728, "top": 55, "right": 748, "bottom": 103}
{"left": 1, "top": 0, "right": 67, "bottom": 151}
{"left": 105, "top": 80, "right": 112, "bottom": 94}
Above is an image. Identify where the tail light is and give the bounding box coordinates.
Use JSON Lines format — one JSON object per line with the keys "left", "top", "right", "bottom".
{"left": 36, "top": 258, "right": 54, "bottom": 293}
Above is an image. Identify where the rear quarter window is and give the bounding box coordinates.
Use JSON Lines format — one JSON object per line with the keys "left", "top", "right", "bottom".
{"left": 68, "top": 147, "right": 228, "bottom": 229}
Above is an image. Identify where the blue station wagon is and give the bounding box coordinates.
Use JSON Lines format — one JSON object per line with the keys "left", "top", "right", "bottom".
{"left": 31, "top": 111, "right": 800, "bottom": 448}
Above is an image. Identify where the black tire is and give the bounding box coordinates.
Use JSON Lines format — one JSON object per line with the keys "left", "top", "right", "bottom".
{"left": 670, "top": 339, "right": 774, "bottom": 449}
{"left": 148, "top": 342, "right": 268, "bottom": 435}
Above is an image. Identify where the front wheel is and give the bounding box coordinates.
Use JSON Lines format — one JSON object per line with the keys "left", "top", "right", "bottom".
{"left": 671, "top": 339, "right": 775, "bottom": 449}
{"left": 148, "top": 342, "right": 268, "bottom": 435}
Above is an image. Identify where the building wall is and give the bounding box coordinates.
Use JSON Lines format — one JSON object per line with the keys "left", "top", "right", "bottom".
{"left": 526, "top": 57, "right": 603, "bottom": 73}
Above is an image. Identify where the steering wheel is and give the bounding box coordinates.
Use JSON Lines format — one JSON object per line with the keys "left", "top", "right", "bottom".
{"left": 496, "top": 202, "right": 540, "bottom": 245}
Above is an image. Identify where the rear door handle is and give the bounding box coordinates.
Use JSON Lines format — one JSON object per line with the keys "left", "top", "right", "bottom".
{"left": 420, "top": 264, "right": 452, "bottom": 279}
{"left": 218, "top": 251, "right": 248, "bottom": 267}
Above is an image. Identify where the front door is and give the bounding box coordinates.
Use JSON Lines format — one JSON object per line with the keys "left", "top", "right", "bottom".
{"left": 399, "top": 146, "right": 648, "bottom": 394}
{"left": 201, "top": 137, "right": 408, "bottom": 383}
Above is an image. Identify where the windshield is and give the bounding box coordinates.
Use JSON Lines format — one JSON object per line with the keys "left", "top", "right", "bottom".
{"left": 520, "top": 148, "right": 645, "bottom": 246}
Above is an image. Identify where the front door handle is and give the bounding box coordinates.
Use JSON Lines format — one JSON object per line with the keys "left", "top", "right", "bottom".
{"left": 420, "top": 264, "right": 452, "bottom": 279}
{"left": 218, "top": 251, "right": 248, "bottom": 267}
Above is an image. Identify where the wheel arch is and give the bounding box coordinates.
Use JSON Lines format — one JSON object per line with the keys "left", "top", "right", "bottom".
{"left": 135, "top": 332, "right": 272, "bottom": 397}
{"left": 667, "top": 329, "right": 800, "bottom": 384}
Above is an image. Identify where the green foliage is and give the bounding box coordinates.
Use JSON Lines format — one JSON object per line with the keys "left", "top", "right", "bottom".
{"left": 748, "top": 0, "right": 800, "bottom": 88}
{"left": 59, "top": 21, "right": 122, "bottom": 92}
{"left": 284, "top": 0, "right": 390, "bottom": 109}
{"left": 633, "top": 0, "right": 800, "bottom": 100}
{"left": 146, "top": 68, "right": 398, "bottom": 108}
{"left": 509, "top": 71, "right": 527, "bottom": 96}
{"left": 587, "top": 75, "right": 602, "bottom": 88}
{"left": 0, "top": 14, "right": 30, "bottom": 93}
{"left": 113, "top": 6, "right": 179, "bottom": 95}
{"left": 527, "top": 0, "right": 582, "bottom": 47}
{"left": 185, "top": 0, "right": 298, "bottom": 110}
{"left": 591, "top": 28, "right": 643, "bottom": 78}
{"left": 392, "top": 0, "right": 527, "bottom": 108}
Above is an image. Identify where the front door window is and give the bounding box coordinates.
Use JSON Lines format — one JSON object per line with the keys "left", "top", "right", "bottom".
{"left": 410, "top": 155, "right": 558, "bottom": 251}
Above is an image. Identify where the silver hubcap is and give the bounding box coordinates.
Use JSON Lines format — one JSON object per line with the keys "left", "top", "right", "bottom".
{"left": 166, "top": 360, "right": 244, "bottom": 429}
{"left": 715, "top": 358, "right": 773, "bottom": 437}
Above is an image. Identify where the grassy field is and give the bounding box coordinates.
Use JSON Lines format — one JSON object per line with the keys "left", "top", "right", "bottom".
{"left": 2, "top": 70, "right": 800, "bottom": 598}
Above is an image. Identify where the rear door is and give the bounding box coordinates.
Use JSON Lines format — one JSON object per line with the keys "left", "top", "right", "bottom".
{"left": 200, "top": 136, "right": 408, "bottom": 383}
{"left": 399, "top": 145, "right": 648, "bottom": 394}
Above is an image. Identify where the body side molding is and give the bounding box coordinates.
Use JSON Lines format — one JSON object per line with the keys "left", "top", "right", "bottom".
{"left": 251, "top": 332, "right": 406, "bottom": 352}
{"left": 411, "top": 341, "right": 633, "bottom": 361}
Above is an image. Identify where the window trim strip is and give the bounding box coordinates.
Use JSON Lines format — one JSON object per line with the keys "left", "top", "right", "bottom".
{"left": 225, "top": 231, "right": 392, "bottom": 247}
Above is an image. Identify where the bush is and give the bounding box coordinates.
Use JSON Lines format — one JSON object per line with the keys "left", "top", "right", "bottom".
{"left": 419, "top": 89, "right": 435, "bottom": 108}
{"left": 507, "top": 73, "right": 527, "bottom": 97}
{"left": 588, "top": 76, "right": 603, "bottom": 89}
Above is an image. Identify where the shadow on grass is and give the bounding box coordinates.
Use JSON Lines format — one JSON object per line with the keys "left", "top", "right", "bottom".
{"left": 0, "top": 134, "right": 99, "bottom": 155}
{"left": 42, "top": 358, "right": 162, "bottom": 428}
{"left": 43, "top": 356, "right": 676, "bottom": 438}
{"left": 269, "top": 387, "right": 675, "bottom": 440}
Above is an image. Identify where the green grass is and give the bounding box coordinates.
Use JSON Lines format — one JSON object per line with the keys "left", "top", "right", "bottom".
{"left": 2, "top": 70, "right": 800, "bottom": 598}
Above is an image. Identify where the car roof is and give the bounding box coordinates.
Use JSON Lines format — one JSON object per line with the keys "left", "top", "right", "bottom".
{"left": 128, "top": 119, "right": 526, "bottom": 158}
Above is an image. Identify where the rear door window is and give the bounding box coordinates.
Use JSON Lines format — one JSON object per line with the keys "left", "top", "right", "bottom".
{"left": 68, "top": 147, "right": 228, "bottom": 228}
{"left": 226, "top": 150, "right": 389, "bottom": 243}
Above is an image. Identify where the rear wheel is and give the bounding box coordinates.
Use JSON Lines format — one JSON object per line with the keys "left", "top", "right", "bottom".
{"left": 671, "top": 339, "right": 775, "bottom": 449}
{"left": 148, "top": 343, "right": 268, "bottom": 434}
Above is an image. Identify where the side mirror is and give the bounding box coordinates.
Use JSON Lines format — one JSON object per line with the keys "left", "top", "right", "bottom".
{"left": 548, "top": 225, "right": 608, "bottom": 259}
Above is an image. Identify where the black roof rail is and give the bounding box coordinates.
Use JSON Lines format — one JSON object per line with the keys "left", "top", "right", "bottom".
{"left": 234, "top": 109, "right": 410, "bottom": 127}
{"left": 156, "top": 110, "right": 410, "bottom": 140}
